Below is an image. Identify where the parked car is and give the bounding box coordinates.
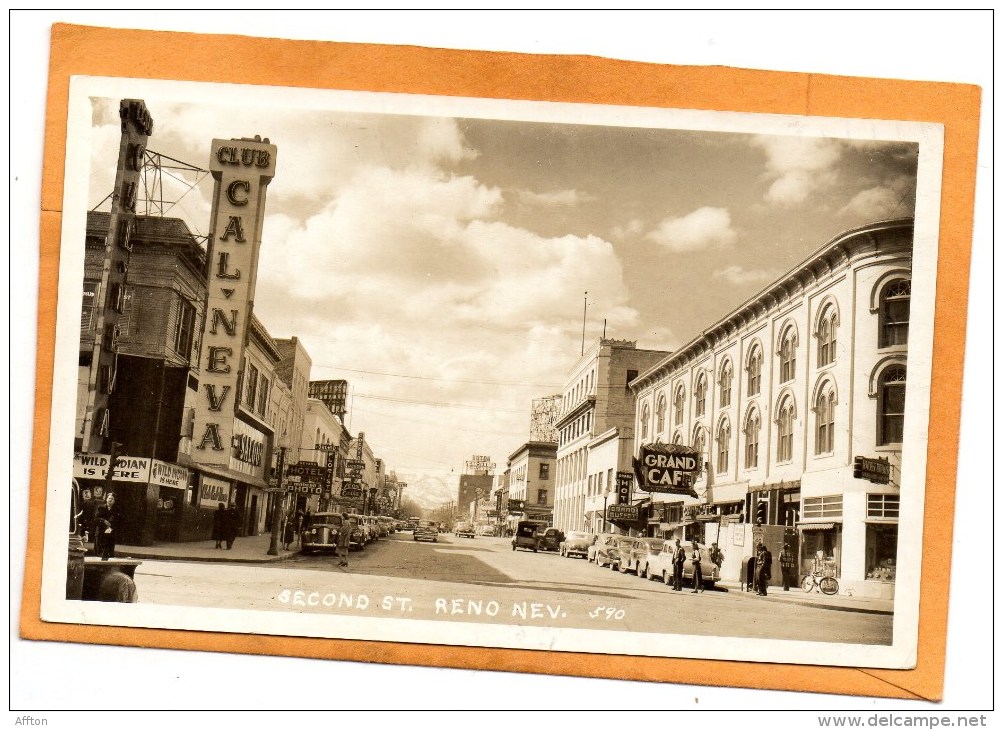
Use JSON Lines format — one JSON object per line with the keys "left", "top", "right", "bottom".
{"left": 301, "top": 512, "right": 346, "bottom": 555}
{"left": 345, "top": 515, "right": 366, "bottom": 550}
{"left": 413, "top": 520, "right": 438, "bottom": 543}
{"left": 603, "top": 536, "right": 641, "bottom": 571}
{"left": 478, "top": 524, "right": 495, "bottom": 536}
{"left": 645, "top": 540, "right": 721, "bottom": 588}
{"left": 454, "top": 522, "right": 476, "bottom": 538}
{"left": 559, "top": 531, "right": 596, "bottom": 559}
{"left": 537, "top": 527, "right": 565, "bottom": 552}
{"left": 511, "top": 520, "right": 546, "bottom": 551}
{"left": 588, "top": 533, "right": 617, "bottom": 564}
{"left": 625, "top": 537, "right": 668, "bottom": 577}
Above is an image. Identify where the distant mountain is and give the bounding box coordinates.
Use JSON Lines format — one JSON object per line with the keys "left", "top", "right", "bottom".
{"left": 394, "top": 471, "right": 457, "bottom": 510}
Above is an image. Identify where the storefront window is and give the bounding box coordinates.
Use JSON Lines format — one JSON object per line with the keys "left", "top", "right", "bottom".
{"left": 866, "top": 524, "right": 898, "bottom": 582}
{"left": 799, "top": 527, "right": 842, "bottom": 578}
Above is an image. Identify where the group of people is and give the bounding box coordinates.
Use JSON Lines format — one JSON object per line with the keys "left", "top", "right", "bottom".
{"left": 751, "top": 542, "right": 798, "bottom": 594}
{"left": 668, "top": 540, "right": 725, "bottom": 593}
{"left": 211, "top": 502, "right": 242, "bottom": 550}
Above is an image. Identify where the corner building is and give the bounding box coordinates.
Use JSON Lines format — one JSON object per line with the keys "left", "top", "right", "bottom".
{"left": 631, "top": 218, "right": 912, "bottom": 599}
{"left": 553, "top": 339, "right": 670, "bottom": 534}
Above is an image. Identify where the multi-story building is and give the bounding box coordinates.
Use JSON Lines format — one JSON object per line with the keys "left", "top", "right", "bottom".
{"left": 552, "top": 339, "right": 670, "bottom": 533}
{"left": 506, "top": 441, "right": 556, "bottom": 525}
{"left": 457, "top": 456, "right": 495, "bottom": 517}
{"left": 631, "top": 218, "right": 912, "bottom": 598}
{"left": 293, "top": 397, "right": 346, "bottom": 514}
{"left": 75, "top": 211, "right": 207, "bottom": 545}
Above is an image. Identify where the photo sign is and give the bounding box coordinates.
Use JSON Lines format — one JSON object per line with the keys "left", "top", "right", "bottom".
{"left": 632, "top": 443, "right": 700, "bottom": 498}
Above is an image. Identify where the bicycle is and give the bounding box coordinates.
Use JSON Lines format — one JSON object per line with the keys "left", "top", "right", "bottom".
{"left": 801, "top": 561, "right": 839, "bottom": 595}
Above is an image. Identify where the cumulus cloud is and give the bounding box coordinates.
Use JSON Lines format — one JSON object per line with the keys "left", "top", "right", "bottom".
{"left": 515, "top": 188, "right": 593, "bottom": 207}
{"left": 752, "top": 135, "right": 842, "bottom": 205}
{"left": 712, "top": 265, "right": 776, "bottom": 287}
{"left": 837, "top": 174, "right": 916, "bottom": 219}
{"left": 611, "top": 218, "right": 644, "bottom": 240}
{"left": 646, "top": 207, "right": 738, "bottom": 252}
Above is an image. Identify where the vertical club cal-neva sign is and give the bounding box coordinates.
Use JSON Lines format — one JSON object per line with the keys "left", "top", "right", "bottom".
{"left": 632, "top": 442, "right": 701, "bottom": 498}
{"left": 192, "top": 137, "right": 277, "bottom": 464}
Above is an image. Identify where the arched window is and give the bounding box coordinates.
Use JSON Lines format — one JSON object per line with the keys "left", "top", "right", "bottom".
{"left": 776, "top": 397, "right": 795, "bottom": 463}
{"left": 695, "top": 373, "right": 707, "bottom": 417}
{"left": 716, "top": 418, "right": 731, "bottom": 473}
{"left": 880, "top": 279, "right": 911, "bottom": 347}
{"left": 672, "top": 431, "right": 683, "bottom": 445}
{"left": 693, "top": 426, "right": 707, "bottom": 468}
{"left": 815, "top": 384, "right": 836, "bottom": 454}
{"left": 878, "top": 366, "right": 907, "bottom": 445}
{"left": 744, "top": 408, "right": 761, "bottom": 469}
{"left": 779, "top": 328, "right": 797, "bottom": 383}
{"left": 719, "top": 360, "right": 733, "bottom": 408}
{"left": 817, "top": 306, "right": 838, "bottom": 367}
{"left": 655, "top": 395, "right": 667, "bottom": 434}
{"left": 640, "top": 402, "right": 650, "bottom": 440}
{"left": 747, "top": 344, "right": 763, "bottom": 396}
{"left": 673, "top": 385, "right": 686, "bottom": 425}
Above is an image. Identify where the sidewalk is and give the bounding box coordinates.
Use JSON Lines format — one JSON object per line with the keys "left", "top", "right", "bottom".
{"left": 716, "top": 580, "right": 894, "bottom": 615}
{"left": 98, "top": 533, "right": 301, "bottom": 564}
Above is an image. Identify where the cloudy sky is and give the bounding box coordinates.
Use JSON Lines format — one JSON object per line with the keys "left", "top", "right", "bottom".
{"left": 86, "top": 92, "right": 917, "bottom": 508}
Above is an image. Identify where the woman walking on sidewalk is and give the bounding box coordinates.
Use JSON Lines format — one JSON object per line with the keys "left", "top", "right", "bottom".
{"left": 212, "top": 503, "right": 226, "bottom": 549}
{"left": 93, "top": 492, "right": 120, "bottom": 561}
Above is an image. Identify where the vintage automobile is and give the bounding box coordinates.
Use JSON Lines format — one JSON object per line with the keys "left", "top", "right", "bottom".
{"left": 300, "top": 512, "right": 347, "bottom": 555}
{"left": 559, "top": 531, "right": 596, "bottom": 559}
{"left": 645, "top": 540, "right": 721, "bottom": 589}
{"left": 537, "top": 527, "right": 565, "bottom": 552}
{"left": 454, "top": 521, "right": 476, "bottom": 538}
{"left": 587, "top": 533, "right": 617, "bottom": 564}
{"left": 624, "top": 537, "right": 668, "bottom": 577}
{"left": 511, "top": 520, "right": 546, "bottom": 551}
{"left": 602, "top": 536, "right": 641, "bottom": 571}
{"left": 413, "top": 520, "right": 439, "bottom": 543}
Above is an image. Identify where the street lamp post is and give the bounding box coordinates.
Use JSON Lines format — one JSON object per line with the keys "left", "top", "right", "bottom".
{"left": 267, "top": 445, "right": 287, "bottom": 556}
{"left": 602, "top": 486, "right": 612, "bottom": 534}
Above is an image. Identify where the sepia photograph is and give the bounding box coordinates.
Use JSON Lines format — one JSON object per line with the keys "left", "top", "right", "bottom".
{"left": 40, "top": 72, "right": 942, "bottom": 670}
{"left": 12, "top": 11, "right": 990, "bottom": 716}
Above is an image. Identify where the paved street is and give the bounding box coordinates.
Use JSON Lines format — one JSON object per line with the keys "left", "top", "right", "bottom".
{"left": 135, "top": 531, "right": 892, "bottom": 645}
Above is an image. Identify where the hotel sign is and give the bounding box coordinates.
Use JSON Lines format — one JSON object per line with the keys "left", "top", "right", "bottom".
{"left": 192, "top": 136, "right": 276, "bottom": 467}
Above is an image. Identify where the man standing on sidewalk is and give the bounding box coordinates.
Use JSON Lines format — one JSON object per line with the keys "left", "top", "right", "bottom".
{"left": 337, "top": 513, "right": 351, "bottom": 568}
{"left": 672, "top": 539, "right": 686, "bottom": 591}
{"left": 779, "top": 543, "right": 797, "bottom": 591}
{"left": 755, "top": 543, "right": 773, "bottom": 596}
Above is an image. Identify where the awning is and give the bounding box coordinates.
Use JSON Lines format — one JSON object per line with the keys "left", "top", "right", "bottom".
{"left": 193, "top": 462, "right": 270, "bottom": 491}
{"left": 797, "top": 522, "right": 838, "bottom": 532}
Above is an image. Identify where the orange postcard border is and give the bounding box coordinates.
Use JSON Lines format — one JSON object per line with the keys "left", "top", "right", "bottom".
{"left": 21, "top": 23, "right": 982, "bottom": 701}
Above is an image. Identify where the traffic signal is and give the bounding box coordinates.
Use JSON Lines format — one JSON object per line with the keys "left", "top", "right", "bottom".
{"left": 756, "top": 499, "right": 768, "bottom": 525}
{"left": 853, "top": 456, "right": 864, "bottom": 479}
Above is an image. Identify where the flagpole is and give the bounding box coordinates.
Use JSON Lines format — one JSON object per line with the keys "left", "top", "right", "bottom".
{"left": 581, "top": 291, "right": 588, "bottom": 355}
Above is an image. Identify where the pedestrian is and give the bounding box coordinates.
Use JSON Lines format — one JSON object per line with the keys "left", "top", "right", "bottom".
{"left": 224, "top": 501, "right": 240, "bottom": 550}
{"left": 709, "top": 542, "right": 724, "bottom": 569}
{"left": 295, "top": 508, "right": 305, "bottom": 548}
{"left": 690, "top": 541, "right": 704, "bottom": 593}
{"left": 337, "top": 513, "right": 351, "bottom": 568}
{"left": 282, "top": 511, "right": 295, "bottom": 551}
{"left": 672, "top": 539, "right": 686, "bottom": 591}
{"left": 779, "top": 543, "right": 797, "bottom": 591}
{"left": 755, "top": 542, "right": 773, "bottom": 595}
{"left": 93, "top": 492, "right": 120, "bottom": 561}
{"left": 212, "top": 502, "right": 226, "bottom": 549}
